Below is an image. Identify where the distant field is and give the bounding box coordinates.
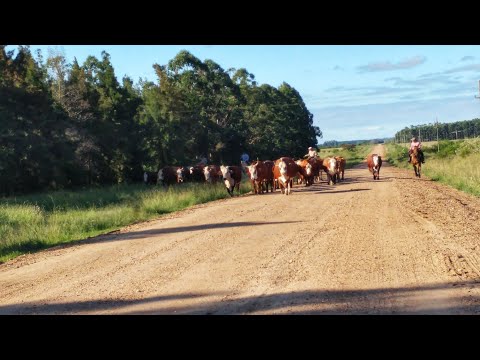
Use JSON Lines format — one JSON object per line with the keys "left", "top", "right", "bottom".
{"left": 318, "top": 144, "right": 372, "bottom": 168}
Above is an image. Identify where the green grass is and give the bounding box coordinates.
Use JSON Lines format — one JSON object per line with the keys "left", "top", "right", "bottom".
{"left": 386, "top": 140, "right": 480, "bottom": 197}
{"left": 0, "top": 181, "right": 252, "bottom": 263}
{"left": 318, "top": 144, "right": 373, "bottom": 168}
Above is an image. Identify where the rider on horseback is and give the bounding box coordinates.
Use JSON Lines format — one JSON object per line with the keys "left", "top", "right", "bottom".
{"left": 304, "top": 146, "right": 318, "bottom": 160}
{"left": 408, "top": 137, "right": 425, "bottom": 164}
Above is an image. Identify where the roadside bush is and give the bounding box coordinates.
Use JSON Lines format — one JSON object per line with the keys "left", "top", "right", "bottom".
{"left": 436, "top": 140, "right": 461, "bottom": 158}
{"left": 340, "top": 144, "right": 356, "bottom": 151}
{"left": 456, "top": 138, "right": 480, "bottom": 157}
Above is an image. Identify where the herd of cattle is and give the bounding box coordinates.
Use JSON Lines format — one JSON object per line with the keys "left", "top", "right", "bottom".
{"left": 144, "top": 153, "right": 383, "bottom": 196}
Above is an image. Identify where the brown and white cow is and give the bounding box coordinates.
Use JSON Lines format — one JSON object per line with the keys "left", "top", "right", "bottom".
{"left": 189, "top": 165, "right": 205, "bottom": 182}
{"left": 294, "top": 159, "right": 305, "bottom": 185}
{"left": 322, "top": 157, "right": 338, "bottom": 185}
{"left": 158, "top": 166, "right": 178, "bottom": 186}
{"left": 220, "top": 165, "right": 243, "bottom": 196}
{"left": 274, "top": 157, "right": 301, "bottom": 195}
{"left": 297, "top": 157, "right": 319, "bottom": 186}
{"left": 367, "top": 154, "right": 382, "bottom": 180}
{"left": 334, "top": 156, "right": 346, "bottom": 181}
{"left": 247, "top": 160, "right": 275, "bottom": 194}
{"left": 203, "top": 165, "right": 222, "bottom": 184}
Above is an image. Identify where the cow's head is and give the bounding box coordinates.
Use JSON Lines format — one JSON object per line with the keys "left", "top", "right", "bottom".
{"left": 278, "top": 159, "right": 288, "bottom": 176}
{"left": 372, "top": 155, "right": 380, "bottom": 174}
{"left": 248, "top": 163, "right": 258, "bottom": 180}
{"left": 203, "top": 166, "right": 212, "bottom": 182}
{"left": 220, "top": 165, "right": 235, "bottom": 190}
{"left": 220, "top": 165, "right": 231, "bottom": 181}
{"left": 305, "top": 162, "right": 313, "bottom": 176}
{"left": 328, "top": 158, "right": 337, "bottom": 175}
{"left": 189, "top": 166, "right": 195, "bottom": 175}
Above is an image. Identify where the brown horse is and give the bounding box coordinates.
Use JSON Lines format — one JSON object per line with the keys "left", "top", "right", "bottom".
{"left": 411, "top": 147, "right": 422, "bottom": 178}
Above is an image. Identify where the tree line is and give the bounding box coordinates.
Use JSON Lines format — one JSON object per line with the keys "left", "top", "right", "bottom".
{"left": 0, "top": 46, "right": 322, "bottom": 195}
{"left": 394, "top": 118, "right": 480, "bottom": 144}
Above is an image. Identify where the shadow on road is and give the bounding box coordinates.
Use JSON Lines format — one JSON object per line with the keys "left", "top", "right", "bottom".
{"left": 3, "top": 281, "right": 479, "bottom": 315}
{"left": 104, "top": 221, "right": 303, "bottom": 241}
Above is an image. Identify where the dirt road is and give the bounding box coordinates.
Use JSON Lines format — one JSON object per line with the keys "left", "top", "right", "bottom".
{"left": 1, "top": 145, "right": 480, "bottom": 314}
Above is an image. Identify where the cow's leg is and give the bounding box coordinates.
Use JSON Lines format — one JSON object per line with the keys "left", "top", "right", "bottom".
{"left": 280, "top": 179, "right": 286, "bottom": 194}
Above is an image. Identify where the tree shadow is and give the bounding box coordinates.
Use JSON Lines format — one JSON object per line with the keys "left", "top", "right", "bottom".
{"left": 0, "top": 221, "right": 303, "bottom": 261}
{"left": 131, "top": 281, "right": 480, "bottom": 315}
{"left": 100, "top": 221, "right": 303, "bottom": 242}
{"left": 3, "top": 281, "right": 479, "bottom": 315}
{"left": 0, "top": 292, "right": 224, "bottom": 315}
{"left": 312, "top": 188, "right": 372, "bottom": 194}
{"left": 338, "top": 177, "right": 392, "bottom": 184}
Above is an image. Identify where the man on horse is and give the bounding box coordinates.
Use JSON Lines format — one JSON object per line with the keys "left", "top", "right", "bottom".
{"left": 408, "top": 137, "right": 425, "bottom": 164}
{"left": 304, "top": 146, "right": 318, "bottom": 160}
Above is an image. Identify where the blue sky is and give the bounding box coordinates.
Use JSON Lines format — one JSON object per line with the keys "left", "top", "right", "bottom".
{"left": 9, "top": 45, "right": 480, "bottom": 143}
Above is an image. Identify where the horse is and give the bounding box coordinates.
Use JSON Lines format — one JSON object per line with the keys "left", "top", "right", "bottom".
{"left": 411, "top": 147, "right": 422, "bottom": 178}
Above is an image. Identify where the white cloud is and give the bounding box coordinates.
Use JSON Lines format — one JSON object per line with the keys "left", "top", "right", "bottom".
{"left": 444, "top": 63, "right": 480, "bottom": 74}
{"left": 357, "top": 56, "right": 426, "bottom": 73}
{"left": 461, "top": 56, "right": 475, "bottom": 62}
